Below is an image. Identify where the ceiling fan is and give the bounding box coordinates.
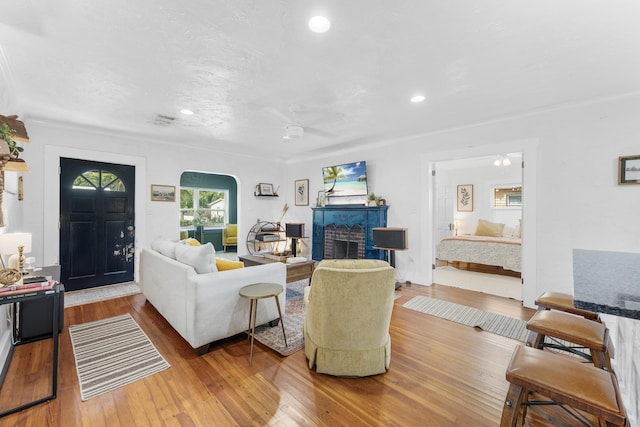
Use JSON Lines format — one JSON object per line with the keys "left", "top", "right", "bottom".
{"left": 265, "top": 104, "right": 337, "bottom": 141}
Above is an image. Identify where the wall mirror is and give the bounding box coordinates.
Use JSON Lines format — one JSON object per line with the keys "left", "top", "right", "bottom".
{"left": 492, "top": 184, "right": 522, "bottom": 208}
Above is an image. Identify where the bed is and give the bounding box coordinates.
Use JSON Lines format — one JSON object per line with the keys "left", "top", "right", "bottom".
{"left": 436, "top": 235, "right": 522, "bottom": 277}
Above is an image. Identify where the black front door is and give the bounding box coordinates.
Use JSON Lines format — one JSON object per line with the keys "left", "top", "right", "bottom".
{"left": 59, "top": 158, "right": 135, "bottom": 291}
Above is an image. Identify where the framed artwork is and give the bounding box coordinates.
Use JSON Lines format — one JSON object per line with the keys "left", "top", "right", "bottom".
{"left": 618, "top": 155, "right": 640, "bottom": 185}
{"left": 258, "top": 183, "right": 274, "bottom": 195}
{"left": 151, "top": 184, "right": 176, "bottom": 202}
{"left": 295, "top": 179, "right": 309, "bottom": 206}
{"left": 457, "top": 184, "right": 473, "bottom": 212}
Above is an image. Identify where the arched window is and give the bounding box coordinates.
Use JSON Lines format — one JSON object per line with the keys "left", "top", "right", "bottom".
{"left": 72, "top": 169, "right": 126, "bottom": 192}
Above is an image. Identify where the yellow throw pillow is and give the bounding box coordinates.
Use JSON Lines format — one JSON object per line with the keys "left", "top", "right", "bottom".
{"left": 184, "top": 238, "right": 201, "bottom": 246}
{"left": 215, "top": 258, "right": 244, "bottom": 271}
{"left": 474, "top": 219, "right": 505, "bottom": 237}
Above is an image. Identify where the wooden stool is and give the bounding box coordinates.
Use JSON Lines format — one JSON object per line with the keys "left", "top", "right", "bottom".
{"left": 535, "top": 291, "right": 600, "bottom": 321}
{"left": 525, "top": 310, "right": 613, "bottom": 372}
{"left": 239, "top": 282, "right": 287, "bottom": 366}
{"left": 501, "top": 345, "right": 628, "bottom": 426}
{"left": 535, "top": 291, "right": 616, "bottom": 358}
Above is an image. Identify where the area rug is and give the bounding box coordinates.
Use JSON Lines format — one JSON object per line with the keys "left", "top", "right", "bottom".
{"left": 403, "top": 296, "right": 529, "bottom": 342}
{"left": 69, "top": 313, "right": 170, "bottom": 401}
{"left": 65, "top": 282, "right": 141, "bottom": 307}
{"left": 251, "top": 280, "right": 306, "bottom": 356}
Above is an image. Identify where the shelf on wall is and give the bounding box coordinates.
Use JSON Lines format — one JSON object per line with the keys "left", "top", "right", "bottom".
{"left": 254, "top": 193, "right": 279, "bottom": 197}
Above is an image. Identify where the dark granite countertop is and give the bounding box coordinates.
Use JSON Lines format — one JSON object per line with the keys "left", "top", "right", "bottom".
{"left": 573, "top": 249, "right": 640, "bottom": 320}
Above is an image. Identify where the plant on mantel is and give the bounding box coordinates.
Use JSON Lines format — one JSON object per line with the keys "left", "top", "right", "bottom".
{"left": 367, "top": 192, "right": 385, "bottom": 206}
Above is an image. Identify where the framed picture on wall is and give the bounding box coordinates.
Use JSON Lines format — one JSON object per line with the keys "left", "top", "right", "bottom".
{"left": 295, "top": 179, "right": 309, "bottom": 206}
{"left": 151, "top": 184, "right": 176, "bottom": 202}
{"left": 618, "top": 155, "right": 640, "bottom": 185}
{"left": 457, "top": 184, "right": 473, "bottom": 212}
{"left": 258, "top": 183, "right": 274, "bottom": 195}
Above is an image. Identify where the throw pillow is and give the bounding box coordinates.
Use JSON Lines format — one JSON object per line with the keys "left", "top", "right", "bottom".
{"left": 474, "top": 219, "right": 505, "bottom": 237}
{"left": 180, "top": 238, "right": 201, "bottom": 246}
{"left": 174, "top": 242, "right": 218, "bottom": 274}
{"left": 501, "top": 225, "right": 516, "bottom": 238}
{"left": 151, "top": 238, "right": 179, "bottom": 259}
{"left": 215, "top": 258, "right": 244, "bottom": 271}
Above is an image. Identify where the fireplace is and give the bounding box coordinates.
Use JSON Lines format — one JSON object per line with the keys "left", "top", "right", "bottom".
{"left": 324, "top": 224, "right": 365, "bottom": 259}
{"left": 312, "top": 205, "right": 389, "bottom": 261}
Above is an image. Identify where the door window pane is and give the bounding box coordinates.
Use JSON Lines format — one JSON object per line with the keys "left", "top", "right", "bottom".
{"left": 72, "top": 169, "right": 125, "bottom": 192}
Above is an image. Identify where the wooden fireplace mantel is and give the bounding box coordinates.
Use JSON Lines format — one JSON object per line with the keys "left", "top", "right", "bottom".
{"left": 311, "top": 205, "right": 388, "bottom": 261}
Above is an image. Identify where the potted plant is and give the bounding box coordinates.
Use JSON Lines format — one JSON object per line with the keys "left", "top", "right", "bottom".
{"left": 367, "top": 193, "right": 383, "bottom": 206}
{"left": 0, "top": 123, "right": 23, "bottom": 159}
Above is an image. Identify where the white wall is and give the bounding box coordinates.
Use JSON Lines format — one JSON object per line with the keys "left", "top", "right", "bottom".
{"left": 285, "top": 94, "right": 640, "bottom": 308}
{"left": 283, "top": 94, "right": 640, "bottom": 422}
{"left": 436, "top": 162, "right": 522, "bottom": 236}
{"left": 22, "top": 121, "right": 291, "bottom": 271}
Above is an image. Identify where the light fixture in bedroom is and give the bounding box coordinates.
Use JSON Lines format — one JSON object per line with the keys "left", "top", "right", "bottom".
{"left": 308, "top": 15, "right": 331, "bottom": 33}
{"left": 493, "top": 155, "right": 511, "bottom": 167}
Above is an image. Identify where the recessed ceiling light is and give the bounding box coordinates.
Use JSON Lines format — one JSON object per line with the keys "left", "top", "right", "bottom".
{"left": 180, "top": 109, "right": 194, "bottom": 115}
{"left": 410, "top": 94, "right": 426, "bottom": 103}
{"left": 308, "top": 16, "right": 331, "bottom": 33}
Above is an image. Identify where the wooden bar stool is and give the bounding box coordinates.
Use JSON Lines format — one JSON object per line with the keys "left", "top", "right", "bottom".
{"left": 525, "top": 310, "right": 613, "bottom": 372}
{"left": 535, "top": 291, "right": 616, "bottom": 358}
{"left": 239, "top": 282, "right": 287, "bottom": 366}
{"left": 501, "top": 345, "right": 629, "bottom": 426}
{"left": 535, "top": 291, "right": 600, "bottom": 321}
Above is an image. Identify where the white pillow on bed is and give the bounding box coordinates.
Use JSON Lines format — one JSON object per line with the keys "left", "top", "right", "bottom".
{"left": 515, "top": 219, "right": 522, "bottom": 238}
{"left": 502, "top": 226, "right": 516, "bottom": 238}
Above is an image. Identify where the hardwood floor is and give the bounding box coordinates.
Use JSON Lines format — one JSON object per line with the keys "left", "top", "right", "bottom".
{"left": 2, "top": 283, "right": 578, "bottom": 426}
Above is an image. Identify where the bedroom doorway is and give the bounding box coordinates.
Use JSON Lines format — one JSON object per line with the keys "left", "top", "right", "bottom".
{"left": 433, "top": 153, "right": 523, "bottom": 300}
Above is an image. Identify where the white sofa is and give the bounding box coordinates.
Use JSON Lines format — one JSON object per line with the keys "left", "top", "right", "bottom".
{"left": 139, "top": 239, "right": 287, "bottom": 355}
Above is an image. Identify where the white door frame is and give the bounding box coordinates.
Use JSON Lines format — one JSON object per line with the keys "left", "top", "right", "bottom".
{"left": 43, "top": 146, "right": 147, "bottom": 282}
{"left": 421, "top": 138, "right": 538, "bottom": 308}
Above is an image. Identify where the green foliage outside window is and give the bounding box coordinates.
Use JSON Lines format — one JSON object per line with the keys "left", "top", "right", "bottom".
{"left": 180, "top": 188, "right": 227, "bottom": 228}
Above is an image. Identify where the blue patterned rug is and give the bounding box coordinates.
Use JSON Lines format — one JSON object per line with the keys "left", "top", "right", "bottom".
{"left": 252, "top": 280, "right": 306, "bottom": 356}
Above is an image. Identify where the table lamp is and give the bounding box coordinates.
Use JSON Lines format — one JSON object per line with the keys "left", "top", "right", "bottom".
{"left": 285, "top": 223, "right": 304, "bottom": 257}
{"left": 0, "top": 232, "right": 32, "bottom": 274}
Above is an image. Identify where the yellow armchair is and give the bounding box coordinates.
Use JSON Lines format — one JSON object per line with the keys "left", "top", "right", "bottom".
{"left": 222, "top": 224, "right": 238, "bottom": 252}
{"left": 303, "top": 259, "right": 396, "bottom": 377}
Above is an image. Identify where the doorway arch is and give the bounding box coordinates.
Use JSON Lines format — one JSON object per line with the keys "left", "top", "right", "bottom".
{"left": 179, "top": 171, "right": 238, "bottom": 251}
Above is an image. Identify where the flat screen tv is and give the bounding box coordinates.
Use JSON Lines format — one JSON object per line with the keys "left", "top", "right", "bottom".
{"left": 323, "top": 161, "right": 368, "bottom": 197}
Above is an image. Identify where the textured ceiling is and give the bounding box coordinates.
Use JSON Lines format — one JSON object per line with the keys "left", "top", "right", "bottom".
{"left": 1, "top": 1, "right": 640, "bottom": 161}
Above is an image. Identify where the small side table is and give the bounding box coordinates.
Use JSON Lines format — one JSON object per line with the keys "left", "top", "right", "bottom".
{"left": 239, "top": 283, "right": 287, "bottom": 366}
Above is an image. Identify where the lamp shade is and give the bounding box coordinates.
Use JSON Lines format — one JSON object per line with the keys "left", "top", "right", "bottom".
{"left": 285, "top": 223, "right": 305, "bottom": 238}
{"left": 0, "top": 232, "right": 32, "bottom": 255}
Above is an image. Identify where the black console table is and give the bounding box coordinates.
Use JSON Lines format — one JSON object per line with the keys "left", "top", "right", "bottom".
{"left": 0, "top": 283, "right": 62, "bottom": 417}
{"left": 311, "top": 205, "right": 388, "bottom": 261}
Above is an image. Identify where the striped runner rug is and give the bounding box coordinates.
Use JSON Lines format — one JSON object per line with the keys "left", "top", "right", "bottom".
{"left": 69, "top": 313, "right": 170, "bottom": 401}
{"left": 403, "top": 296, "right": 529, "bottom": 342}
